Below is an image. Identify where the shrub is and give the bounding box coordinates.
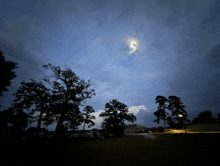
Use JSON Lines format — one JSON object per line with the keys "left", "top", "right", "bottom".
{"left": 144, "top": 129, "right": 149, "bottom": 133}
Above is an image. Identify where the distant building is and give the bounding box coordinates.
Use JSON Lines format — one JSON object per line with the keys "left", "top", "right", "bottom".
{"left": 184, "top": 124, "right": 220, "bottom": 132}
{"left": 124, "top": 124, "right": 147, "bottom": 134}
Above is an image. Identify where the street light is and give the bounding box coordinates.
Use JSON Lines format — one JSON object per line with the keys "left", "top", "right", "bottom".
{"left": 178, "top": 114, "right": 183, "bottom": 117}
{"left": 178, "top": 114, "right": 187, "bottom": 133}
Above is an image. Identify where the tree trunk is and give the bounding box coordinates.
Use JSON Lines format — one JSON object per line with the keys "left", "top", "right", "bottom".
{"left": 183, "top": 123, "right": 187, "bottom": 133}
{"left": 83, "top": 122, "right": 86, "bottom": 131}
{"left": 37, "top": 111, "right": 43, "bottom": 131}
{"left": 55, "top": 113, "right": 65, "bottom": 134}
{"left": 164, "top": 118, "right": 166, "bottom": 132}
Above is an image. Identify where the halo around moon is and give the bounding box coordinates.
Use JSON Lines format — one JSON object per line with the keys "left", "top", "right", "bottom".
{"left": 126, "top": 37, "right": 140, "bottom": 55}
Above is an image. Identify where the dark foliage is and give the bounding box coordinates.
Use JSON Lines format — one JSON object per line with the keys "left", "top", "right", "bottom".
{"left": 154, "top": 95, "right": 190, "bottom": 131}
{"left": 0, "top": 109, "right": 14, "bottom": 140}
{"left": 0, "top": 105, "right": 33, "bottom": 143}
{"left": 167, "top": 116, "right": 182, "bottom": 129}
{"left": 0, "top": 50, "right": 18, "bottom": 98}
{"left": 12, "top": 79, "right": 51, "bottom": 130}
{"left": 167, "top": 96, "right": 190, "bottom": 125}
{"left": 42, "top": 63, "right": 96, "bottom": 134}
{"left": 154, "top": 95, "right": 169, "bottom": 130}
{"left": 82, "top": 106, "right": 95, "bottom": 131}
{"left": 100, "top": 99, "right": 136, "bottom": 137}
{"left": 192, "top": 110, "right": 217, "bottom": 124}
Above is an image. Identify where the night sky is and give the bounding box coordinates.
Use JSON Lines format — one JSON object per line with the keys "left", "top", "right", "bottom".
{"left": 0, "top": 0, "right": 220, "bottom": 131}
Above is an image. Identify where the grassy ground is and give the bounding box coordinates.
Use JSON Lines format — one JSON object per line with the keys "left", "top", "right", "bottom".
{"left": 0, "top": 133, "right": 220, "bottom": 166}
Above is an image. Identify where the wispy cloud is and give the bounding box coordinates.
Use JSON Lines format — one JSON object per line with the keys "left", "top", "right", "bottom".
{"left": 128, "top": 105, "right": 148, "bottom": 115}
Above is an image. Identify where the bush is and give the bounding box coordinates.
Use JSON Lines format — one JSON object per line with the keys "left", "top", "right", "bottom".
{"left": 144, "top": 129, "right": 149, "bottom": 133}
{"left": 92, "top": 129, "right": 98, "bottom": 138}
{"left": 156, "top": 127, "right": 164, "bottom": 132}
{"left": 99, "top": 129, "right": 110, "bottom": 138}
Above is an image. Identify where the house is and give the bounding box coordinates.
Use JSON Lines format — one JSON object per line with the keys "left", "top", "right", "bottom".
{"left": 124, "top": 124, "right": 147, "bottom": 134}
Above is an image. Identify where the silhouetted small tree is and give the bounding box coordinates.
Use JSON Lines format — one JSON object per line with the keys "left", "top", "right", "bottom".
{"left": 192, "top": 110, "right": 216, "bottom": 124}
{"left": 0, "top": 50, "right": 18, "bottom": 99}
{"left": 12, "top": 79, "right": 51, "bottom": 132}
{"left": 3, "top": 105, "right": 32, "bottom": 142}
{"left": 82, "top": 106, "right": 95, "bottom": 131}
{"left": 0, "top": 50, "right": 18, "bottom": 141}
{"left": 100, "top": 99, "right": 136, "bottom": 137}
{"left": 154, "top": 95, "right": 169, "bottom": 131}
{"left": 0, "top": 108, "right": 14, "bottom": 140}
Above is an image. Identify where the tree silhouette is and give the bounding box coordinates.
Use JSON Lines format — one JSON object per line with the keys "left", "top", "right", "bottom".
{"left": 0, "top": 50, "right": 18, "bottom": 141}
{"left": 12, "top": 79, "right": 51, "bottom": 132}
{"left": 192, "top": 110, "right": 216, "bottom": 124}
{"left": 82, "top": 106, "right": 95, "bottom": 131}
{"left": 0, "top": 108, "right": 14, "bottom": 140}
{"left": 9, "top": 106, "right": 30, "bottom": 139}
{"left": 167, "top": 96, "right": 190, "bottom": 129}
{"left": 0, "top": 104, "right": 33, "bottom": 143}
{"left": 167, "top": 116, "right": 179, "bottom": 129}
{"left": 0, "top": 50, "right": 18, "bottom": 99}
{"left": 167, "top": 115, "right": 188, "bottom": 129}
{"left": 217, "top": 113, "right": 220, "bottom": 124}
{"left": 100, "top": 99, "right": 136, "bottom": 137}
{"left": 42, "top": 63, "right": 96, "bottom": 134}
{"left": 154, "top": 95, "right": 169, "bottom": 131}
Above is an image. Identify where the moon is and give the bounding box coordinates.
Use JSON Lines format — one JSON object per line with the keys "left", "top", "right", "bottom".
{"left": 127, "top": 38, "right": 140, "bottom": 55}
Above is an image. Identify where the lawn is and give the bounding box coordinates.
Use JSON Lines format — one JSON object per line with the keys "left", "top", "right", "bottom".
{"left": 1, "top": 133, "right": 219, "bottom": 166}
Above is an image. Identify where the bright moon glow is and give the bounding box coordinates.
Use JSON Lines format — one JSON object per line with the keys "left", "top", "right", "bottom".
{"left": 127, "top": 38, "right": 140, "bottom": 55}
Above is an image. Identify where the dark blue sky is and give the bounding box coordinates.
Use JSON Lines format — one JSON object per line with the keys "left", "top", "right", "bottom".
{"left": 0, "top": 0, "right": 220, "bottom": 130}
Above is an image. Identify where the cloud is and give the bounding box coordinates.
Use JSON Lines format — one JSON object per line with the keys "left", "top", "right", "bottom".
{"left": 91, "top": 110, "right": 105, "bottom": 125}
{"left": 128, "top": 105, "right": 148, "bottom": 115}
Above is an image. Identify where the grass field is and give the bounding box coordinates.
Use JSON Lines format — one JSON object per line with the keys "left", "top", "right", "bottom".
{"left": 1, "top": 133, "right": 220, "bottom": 166}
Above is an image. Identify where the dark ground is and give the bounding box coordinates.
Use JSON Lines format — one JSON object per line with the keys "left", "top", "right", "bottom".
{"left": 0, "top": 133, "right": 219, "bottom": 166}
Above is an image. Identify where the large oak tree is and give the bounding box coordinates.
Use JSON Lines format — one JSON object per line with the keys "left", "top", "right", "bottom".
{"left": 42, "top": 63, "right": 96, "bottom": 134}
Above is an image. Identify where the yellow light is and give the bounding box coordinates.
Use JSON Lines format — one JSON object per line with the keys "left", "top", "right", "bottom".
{"left": 178, "top": 114, "right": 183, "bottom": 117}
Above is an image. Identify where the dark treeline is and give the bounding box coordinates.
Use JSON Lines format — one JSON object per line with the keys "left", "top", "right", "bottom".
{"left": 1, "top": 50, "right": 220, "bottom": 144}
{"left": 190, "top": 110, "right": 220, "bottom": 125}
{"left": 154, "top": 95, "right": 190, "bottom": 131}
{"left": 154, "top": 95, "right": 220, "bottom": 131}
{"left": 0, "top": 51, "right": 137, "bottom": 144}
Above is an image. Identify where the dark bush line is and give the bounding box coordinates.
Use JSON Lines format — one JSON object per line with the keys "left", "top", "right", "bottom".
{"left": 0, "top": 130, "right": 110, "bottom": 145}
{"left": 1, "top": 135, "right": 101, "bottom": 145}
